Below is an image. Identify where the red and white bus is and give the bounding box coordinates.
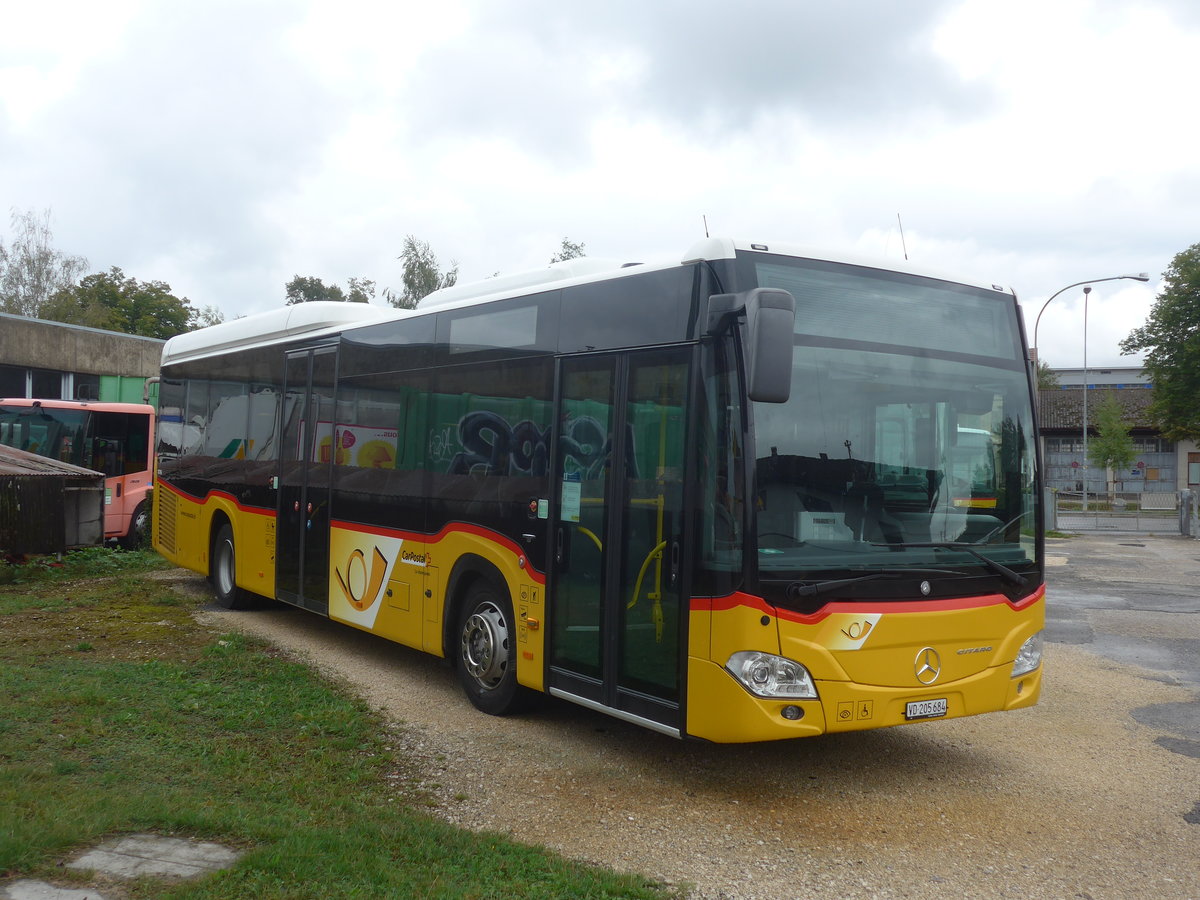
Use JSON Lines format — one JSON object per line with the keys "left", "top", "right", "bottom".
{"left": 0, "top": 398, "right": 154, "bottom": 548}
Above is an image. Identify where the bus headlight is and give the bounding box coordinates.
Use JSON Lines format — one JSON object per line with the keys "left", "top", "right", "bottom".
{"left": 1011, "top": 631, "right": 1043, "bottom": 678}
{"left": 726, "top": 651, "right": 818, "bottom": 699}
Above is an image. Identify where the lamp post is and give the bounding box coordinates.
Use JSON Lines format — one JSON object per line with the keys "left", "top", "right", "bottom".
{"left": 1030, "top": 272, "right": 1150, "bottom": 517}
{"left": 1031, "top": 272, "right": 1151, "bottom": 362}
{"left": 1082, "top": 286, "right": 1091, "bottom": 513}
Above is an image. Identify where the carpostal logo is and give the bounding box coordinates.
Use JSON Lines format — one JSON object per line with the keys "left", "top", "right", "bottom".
{"left": 827, "top": 613, "right": 882, "bottom": 650}
{"left": 335, "top": 546, "right": 389, "bottom": 611}
{"left": 401, "top": 548, "right": 429, "bottom": 566}
{"left": 328, "top": 529, "right": 403, "bottom": 628}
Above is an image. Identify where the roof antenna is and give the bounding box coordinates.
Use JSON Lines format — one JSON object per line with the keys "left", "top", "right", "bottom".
{"left": 702, "top": 215, "right": 709, "bottom": 238}
{"left": 897, "top": 213, "right": 909, "bottom": 260}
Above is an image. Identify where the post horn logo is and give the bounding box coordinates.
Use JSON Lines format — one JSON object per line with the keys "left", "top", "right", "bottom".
{"left": 335, "top": 546, "right": 388, "bottom": 611}
{"left": 914, "top": 647, "right": 942, "bottom": 685}
{"left": 841, "top": 620, "right": 874, "bottom": 641}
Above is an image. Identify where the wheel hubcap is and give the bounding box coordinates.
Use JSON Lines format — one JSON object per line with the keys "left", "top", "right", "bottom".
{"left": 461, "top": 602, "right": 509, "bottom": 690}
{"left": 217, "top": 541, "right": 234, "bottom": 595}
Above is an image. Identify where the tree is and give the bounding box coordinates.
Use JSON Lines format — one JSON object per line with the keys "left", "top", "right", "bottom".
{"left": 1120, "top": 242, "right": 1200, "bottom": 440}
{"left": 0, "top": 207, "right": 89, "bottom": 318}
{"left": 284, "top": 275, "right": 377, "bottom": 305}
{"left": 549, "top": 237, "right": 586, "bottom": 264}
{"left": 1087, "top": 390, "right": 1136, "bottom": 501}
{"left": 385, "top": 235, "right": 458, "bottom": 310}
{"left": 42, "top": 267, "right": 211, "bottom": 339}
{"left": 286, "top": 275, "right": 346, "bottom": 304}
{"left": 191, "top": 304, "right": 225, "bottom": 328}
{"left": 346, "top": 277, "right": 375, "bottom": 304}
{"left": 1035, "top": 359, "right": 1060, "bottom": 391}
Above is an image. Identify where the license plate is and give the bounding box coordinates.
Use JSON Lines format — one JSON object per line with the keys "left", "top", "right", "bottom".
{"left": 905, "top": 698, "right": 948, "bottom": 720}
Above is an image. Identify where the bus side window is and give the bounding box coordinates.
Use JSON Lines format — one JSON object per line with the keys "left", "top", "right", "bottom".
{"left": 93, "top": 437, "right": 123, "bottom": 477}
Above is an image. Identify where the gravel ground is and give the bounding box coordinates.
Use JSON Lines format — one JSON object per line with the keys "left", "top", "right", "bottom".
{"left": 185, "top": 577, "right": 1200, "bottom": 900}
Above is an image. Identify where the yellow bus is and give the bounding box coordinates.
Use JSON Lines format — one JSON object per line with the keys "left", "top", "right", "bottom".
{"left": 153, "top": 239, "right": 1044, "bottom": 742}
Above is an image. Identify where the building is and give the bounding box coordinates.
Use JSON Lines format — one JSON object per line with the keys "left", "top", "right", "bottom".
{"left": 0, "top": 312, "right": 162, "bottom": 404}
{"left": 1039, "top": 365, "right": 1198, "bottom": 495}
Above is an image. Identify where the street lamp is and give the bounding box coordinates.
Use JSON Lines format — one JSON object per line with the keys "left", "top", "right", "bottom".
{"left": 1082, "top": 286, "right": 1091, "bottom": 513}
{"left": 1031, "top": 272, "right": 1151, "bottom": 361}
{"left": 1030, "top": 271, "right": 1150, "bottom": 515}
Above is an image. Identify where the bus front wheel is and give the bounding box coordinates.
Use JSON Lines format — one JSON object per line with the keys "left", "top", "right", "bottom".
{"left": 118, "top": 502, "right": 148, "bottom": 550}
{"left": 455, "top": 582, "right": 532, "bottom": 716}
{"left": 212, "top": 523, "right": 253, "bottom": 610}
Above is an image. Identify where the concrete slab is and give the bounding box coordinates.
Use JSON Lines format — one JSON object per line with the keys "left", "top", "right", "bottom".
{"left": 1, "top": 881, "right": 109, "bottom": 900}
{"left": 66, "top": 834, "right": 240, "bottom": 879}
{"left": 1, "top": 833, "right": 242, "bottom": 899}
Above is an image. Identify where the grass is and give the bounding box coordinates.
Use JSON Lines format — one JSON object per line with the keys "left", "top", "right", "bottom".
{"left": 0, "top": 548, "right": 678, "bottom": 899}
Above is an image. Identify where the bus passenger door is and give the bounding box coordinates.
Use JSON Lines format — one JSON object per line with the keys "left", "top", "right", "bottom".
{"left": 277, "top": 346, "right": 337, "bottom": 614}
{"left": 547, "top": 347, "right": 692, "bottom": 735}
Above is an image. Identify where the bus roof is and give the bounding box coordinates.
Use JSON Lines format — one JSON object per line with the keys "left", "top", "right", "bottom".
{"left": 161, "top": 301, "right": 399, "bottom": 367}
{"left": 680, "top": 238, "right": 1014, "bottom": 296}
{"left": 0, "top": 398, "right": 155, "bottom": 414}
{"left": 161, "top": 238, "right": 1014, "bottom": 366}
{"left": 419, "top": 238, "right": 1014, "bottom": 310}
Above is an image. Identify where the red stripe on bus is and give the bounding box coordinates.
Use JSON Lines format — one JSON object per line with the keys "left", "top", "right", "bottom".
{"left": 329, "top": 518, "right": 546, "bottom": 585}
{"left": 692, "top": 584, "right": 1045, "bottom": 620}
{"left": 156, "top": 480, "right": 276, "bottom": 517}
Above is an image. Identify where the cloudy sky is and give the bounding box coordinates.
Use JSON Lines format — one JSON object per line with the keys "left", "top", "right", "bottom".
{"left": 3, "top": 0, "right": 1196, "bottom": 368}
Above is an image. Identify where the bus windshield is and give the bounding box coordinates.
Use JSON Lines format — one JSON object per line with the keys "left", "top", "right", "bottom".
{"left": 742, "top": 255, "right": 1039, "bottom": 585}
{"left": 0, "top": 404, "right": 90, "bottom": 467}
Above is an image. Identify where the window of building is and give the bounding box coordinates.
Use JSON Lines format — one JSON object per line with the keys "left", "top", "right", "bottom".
{"left": 0, "top": 364, "right": 25, "bottom": 398}
{"left": 31, "top": 369, "right": 62, "bottom": 399}
{"left": 1133, "top": 437, "right": 1175, "bottom": 453}
{"left": 73, "top": 374, "right": 101, "bottom": 400}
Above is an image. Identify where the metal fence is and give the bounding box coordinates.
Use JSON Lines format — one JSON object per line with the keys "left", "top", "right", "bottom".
{"left": 1052, "top": 489, "right": 1183, "bottom": 533}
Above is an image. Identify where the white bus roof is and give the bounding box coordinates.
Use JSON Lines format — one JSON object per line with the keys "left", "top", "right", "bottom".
{"left": 420, "top": 238, "right": 1013, "bottom": 311}
{"left": 161, "top": 301, "right": 401, "bottom": 367}
{"left": 162, "top": 240, "right": 1014, "bottom": 365}
{"left": 680, "top": 238, "right": 1013, "bottom": 295}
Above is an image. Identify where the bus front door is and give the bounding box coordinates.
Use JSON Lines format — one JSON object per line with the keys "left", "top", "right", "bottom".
{"left": 548, "top": 348, "right": 692, "bottom": 735}
{"left": 276, "top": 346, "right": 337, "bottom": 613}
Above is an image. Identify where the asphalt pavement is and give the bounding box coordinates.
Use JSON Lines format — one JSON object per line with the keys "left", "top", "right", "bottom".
{"left": 1045, "top": 530, "right": 1200, "bottom": 759}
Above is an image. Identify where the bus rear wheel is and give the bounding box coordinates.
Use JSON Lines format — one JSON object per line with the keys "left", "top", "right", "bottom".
{"left": 455, "top": 583, "right": 532, "bottom": 716}
{"left": 212, "top": 523, "right": 253, "bottom": 610}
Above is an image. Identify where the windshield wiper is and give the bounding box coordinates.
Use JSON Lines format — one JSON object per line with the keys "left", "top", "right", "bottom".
{"left": 978, "top": 511, "right": 1028, "bottom": 545}
{"left": 874, "top": 542, "right": 1026, "bottom": 586}
{"left": 787, "top": 567, "right": 958, "bottom": 599}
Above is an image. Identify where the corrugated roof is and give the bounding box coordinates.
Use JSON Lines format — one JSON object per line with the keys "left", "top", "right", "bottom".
{"left": 0, "top": 444, "right": 105, "bottom": 477}
{"left": 1038, "top": 387, "right": 1156, "bottom": 431}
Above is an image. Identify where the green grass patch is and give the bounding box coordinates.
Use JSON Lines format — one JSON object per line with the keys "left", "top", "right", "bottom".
{"left": 0, "top": 557, "right": 676, "bottom": 899}
{"left": 0, "top": 546, "right": 171, "bottom": 586}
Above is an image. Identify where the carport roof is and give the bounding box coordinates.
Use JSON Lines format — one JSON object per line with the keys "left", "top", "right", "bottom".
{"left": 0, "top": 444, "right": 104, "bottom": 477}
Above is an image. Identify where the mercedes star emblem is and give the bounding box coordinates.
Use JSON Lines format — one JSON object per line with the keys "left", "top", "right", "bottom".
{"left": 914, "top": 647, "right": 941, "bottom": 685}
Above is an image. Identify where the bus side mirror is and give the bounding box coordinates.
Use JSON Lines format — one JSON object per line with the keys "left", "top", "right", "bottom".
{"left": 707, "top": 288, "right": 795, "bottom": 403}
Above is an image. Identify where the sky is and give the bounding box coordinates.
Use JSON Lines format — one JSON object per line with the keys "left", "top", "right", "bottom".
{"left": 2, "top": 0, "right": 1197, "bottom": 369}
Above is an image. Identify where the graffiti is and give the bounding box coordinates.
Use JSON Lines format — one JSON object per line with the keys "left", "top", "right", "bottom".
{"left": 445, "top": 410, "right": 637, "bottom": 479}
{"left": 556, "top": 414, "right": 612, "bottom": 480}
{"left": 428, "top": 424, "right": 457, "bottom": 465}
{"left": 449, "top": 411, "right": 552, "bottom": 476}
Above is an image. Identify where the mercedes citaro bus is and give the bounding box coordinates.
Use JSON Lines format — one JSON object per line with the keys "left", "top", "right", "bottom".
{"left": 153, "top": 238, "right": 1043, "bottom": 742}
